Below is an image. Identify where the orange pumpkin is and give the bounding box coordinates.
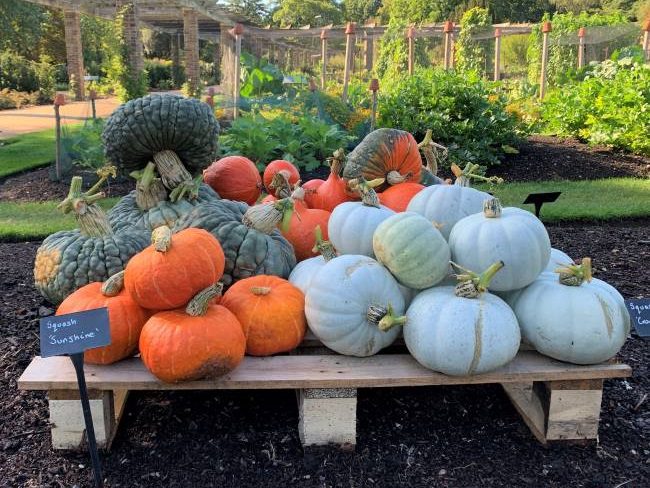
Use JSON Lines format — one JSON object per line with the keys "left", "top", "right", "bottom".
{"left": 283, "top": 203, "right": 330, "bottom": 261}
{"left": 125, "top": 226, "right": 225, "bottom": 310}
{"left": 203, "top": 156, "right": 262, "bottom": 205}
{"left": 310, "top": 153, "right": 354, "bottom": 212}
{"left": 379, "top": 182, "right": 425, "bottom": 212}
{"left": 56, "top": 272, "right": 149, "bottom": 365}
{"left": 221, "top": 276, "right": 305, "bottom": 356}
{"left": 302, "top": 179, "right": 324, "bottom": 208}
{"left": 263, "top": 160, "right": 300, "bottom": 197}
{"left": 140, "top": 284, "right": 246, "bottom": 383}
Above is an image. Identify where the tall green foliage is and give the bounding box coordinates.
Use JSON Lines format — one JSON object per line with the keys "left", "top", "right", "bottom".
{"left": 375, "top": 20, "right": 429, "bottom": 79}
{"left": 455, "top": 7, "right": 492, "bottom": 75}
{"left": 272, "top": 0, "right": 343, "bottom": 27}
{"left": 344, "top": 0, "right": 381, "bottom": 22}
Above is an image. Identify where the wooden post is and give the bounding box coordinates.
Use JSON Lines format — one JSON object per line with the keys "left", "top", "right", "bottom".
{"left": 642, "top": 19, "right": 650, "bottom": 62}
{"left": 369, "top": 78, "right": 379, "bottom": 131}
{"left": 233, "top": 23, "right": 243, "bottom": 119}
{"left": 577, "top": 27, "right": 586, "bottom": 69}
{"left": 89, "top": 90, "right": 97, "bottom": 120}
{"left": 407, "top": 26, "right": 415, "bottom": 75}
{"left": 443, "top": 21, "right": 454, "bottom": 70}
{"left": 54, "top": 94, "right": 65, "bottom": 181}
{"left": 539, "top": 21, "right": 552, "bottom": 100}
{"left": 342, "top": 22, "right": 355, "bottom": 103}
{"left": 364, "top": 33, "right": 374, "bottom": 71}
{"left": 493, "top": 28, "right": 502, "bottom": 81}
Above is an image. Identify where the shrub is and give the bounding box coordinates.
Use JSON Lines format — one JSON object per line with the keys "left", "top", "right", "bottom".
{"left": 0, "top": 50, "right": 55, "bottom": 101}
{"left": 61, "top": 119, "right": 108, "bottom": 170}
{"left": 0, "top": 88, "right": 40, "bottom": 110}
{"left": 540, "top": 61, "right": 650, "bottom": 155}
{"left": 455, "top": 7, "right": 492, "bottom": 76}
{"left": 145, "top": 58, "right": 174, "bottom": 90}
{"left": 378, "top": 67, "right": 525, "bottom": 167}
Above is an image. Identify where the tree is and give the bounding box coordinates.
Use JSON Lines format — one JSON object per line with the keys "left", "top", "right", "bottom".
{"left": 344, "top": 0, "right": 381, "bottom": 23}
{"left": 226, "top": 0, "right": 269, "bottom": 25}
{"left": 272, "top": 0, "right": 343, "bottom": 27}
{"left": 0, "top": 0, "right": 45, "bottom": 60}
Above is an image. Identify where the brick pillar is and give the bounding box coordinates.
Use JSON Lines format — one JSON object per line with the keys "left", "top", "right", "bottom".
{"left": 171, "top": 32, "right": 182, "bottom": 87}
{"left": 183, "top": 8, "right": 200, "bottom": 94}
{"left": 118, "top": 1, "right": 144, "bottom": 73}
{"left": 63, "top": 9, "right": 85, "bottom": 100}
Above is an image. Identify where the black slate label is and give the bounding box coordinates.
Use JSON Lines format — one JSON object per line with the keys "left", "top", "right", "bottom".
{"left": 627, "top": 299, "right": 650, "bottom": 337}
{"left": 40, "top": 308, "right": 111, "bottom": 358}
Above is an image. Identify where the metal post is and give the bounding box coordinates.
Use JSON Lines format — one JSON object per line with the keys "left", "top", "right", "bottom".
{"left": 539, "top": 21, "right": 552, "bottom": 100}
{"left": 493, "top": 28, "right": 501, "bottom": 81}
{"left": 407, "top": 26, "right": 415, "bottom": 75}
{"left": 578, "top": 27, "right": 586, "bottom": 69}
{"left": 233, "top": 23, "right": 243, "bottom": 119}
{"left": 54, "top": 94, "right": 65, "bottom": 181}
{"left": 369, "top": 78, "right": 379, "bottom": 131}
{"left": 342, "top": 22, "right": 355, "bottom": 103}
{"left": 443, "top": 21, "right": 454, "bottom": 70}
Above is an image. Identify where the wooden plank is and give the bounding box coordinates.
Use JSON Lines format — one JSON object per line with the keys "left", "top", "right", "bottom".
{"left": 545, "top": 380, "right": 603, "bottom": 440}
{"left": 19, "top": 352, "right": 631, "bottom": 392}
{"left": 502, "top": 382, "right": 547, "bottom": 444}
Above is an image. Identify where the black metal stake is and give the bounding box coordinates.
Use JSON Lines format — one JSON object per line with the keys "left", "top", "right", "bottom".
{"left": 69, "top": 353, "right": 104, "bottom": 488}
{"left": 523, "top": 191, "right": 562, "bottom": 218}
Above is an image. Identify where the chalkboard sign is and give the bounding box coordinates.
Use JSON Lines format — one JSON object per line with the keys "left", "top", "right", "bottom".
{"left": 40, "top": 308, "right": 111, "bottom": 358}
{"left": 627, "top": 299, "right": 650, "bottom": 337}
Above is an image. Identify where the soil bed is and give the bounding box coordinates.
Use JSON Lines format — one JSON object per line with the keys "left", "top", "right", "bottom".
{"left": 1, "top": 219, "right": 648, "bottom": 487}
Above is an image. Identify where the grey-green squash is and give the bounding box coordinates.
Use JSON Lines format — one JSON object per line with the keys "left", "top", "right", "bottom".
{"left": 172, "top": 199, "right": 296, "bottom": 286}
{"left": 34, "top": 175, "right": 150, "bottom": 305}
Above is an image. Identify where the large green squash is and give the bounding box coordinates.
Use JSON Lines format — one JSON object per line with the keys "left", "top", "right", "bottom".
{"left": 172, "top": 199, "right": 296, "bottom": 286}
{"left": 108, "top": 162, "right": 220, "bottom": 232}
{"left": 34, "top": 175, "right": 150, "bottom": 305}
{"left": 102, "top": 94, "right": 219, "bottom": 200}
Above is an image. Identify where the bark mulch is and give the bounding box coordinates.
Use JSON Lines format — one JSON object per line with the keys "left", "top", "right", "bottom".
{"left": 0, "top": 218, "right": 648, "bottom": 487}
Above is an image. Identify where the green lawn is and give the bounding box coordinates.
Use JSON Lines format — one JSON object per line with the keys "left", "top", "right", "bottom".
{"left": 0, "top": 199, "right": 118, "bottom": 241}
{"left": 476, "top": 178, "right": 650, "bottom": 222}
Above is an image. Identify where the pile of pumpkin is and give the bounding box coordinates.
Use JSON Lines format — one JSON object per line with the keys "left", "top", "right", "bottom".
{"left": 33, "top": 93, "right": 630, "bottom": 383}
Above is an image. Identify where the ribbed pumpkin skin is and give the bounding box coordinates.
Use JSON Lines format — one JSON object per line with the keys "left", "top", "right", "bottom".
{"left": 373, "top": 213, "right": 450, "bottom": 289}
{"left": 449, "top": 207, "right": 551, "bottom": 292}
{"left": 283, "top": 208, "right": 330, "bottom": 261}
{"left": 343, "top": 129, "right": 422, "bottom": 190}
{"left": 203, "top": 156, "right": 262, "bottom": 205}
{"left": 405, "top": 286, "right": 520, "bottom": 375}
{"left": 221, "top": 275, "right": 306, "bottom": 356}
{"left": 108, "top": 184, "right": 220, "bottom": 232}
{"left": 263, "top": 160, "right": 300, "bottom": 196}
{"left": 379, "top": 182, "right": 424, "bottom": 212}
{"left": 139, "top": 305, "right": 245, "bottom": 383}
{"left": 57, "top": 282, "right": 149, "bottom": 364}
{"left": 34, "top": 229, "right": 150, "bottom": 305}
{"left": 172, "top": 200, "right": 296, "bottom": 285}
{"left": 406, "top": 185, "right": 490, "bottom": 240}
{"left": 125, "top": 228, "right": 225, "bottom": 310}
{"left": 102, "top": 94, "right": 220, "bottom": 173}
{"left": 328, "top": 202, "right": 395, "bottom": 258}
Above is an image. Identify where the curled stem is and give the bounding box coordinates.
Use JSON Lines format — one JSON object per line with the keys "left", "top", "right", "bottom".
{"left": 186, "top": 283, "right": 224, "bottom": 317}
{"left": 555, "top": 257, "right": 592, "bottom": 286}
{"left": 311, "top": 225, "right": 337, "bottom": 261}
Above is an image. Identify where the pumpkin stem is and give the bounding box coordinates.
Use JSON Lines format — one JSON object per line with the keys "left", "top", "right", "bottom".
{"left": 483, "top": 198, "right": 502, "bottom": 218}
{"left": 386, "top": 170, "right": 412, "bottom": 185}
{"left": 554, "top": 257, "right": 592, "bottom": 287}
{"left": 348, "top": 177, "right": 383, "bottom": 208}
{"left": 153, "top": 150, "right": 198, "bottom": 200}
{"left": 328, "top": 148, "right": 345, "bottom": 175}
{"left": 452, "top": 163, "right": 504, "bottom": 187}
{"left": 418, "top": 130, "right": 447, "bottom": 177}
{"left": 169, "top": 174, "right": 202, "bottom": 203}
{"left": 312, "top": 225, "right": 337, "bottom": 261}
{"left": 186, "top": 283, "right": 224, "bottom": 317}
{"left": 131, "top": 162, "right": 168, "bottom": 210}
{"left": 101, "top": 270, "right": 125, "bottom": 297}
{"left": 58, "top": 175, "right": 114, "bottom": 237}
{"left": 242, "top": 198, "right": 294, "bottom": 234}
{"left": 269, "top": 171, "right": 293, "bottom": 199}
{"left": 151, "top": 225, "right": 173, "bottom": 252}
{"left": 250, "top": 286, "right": 272, "bottom": 296}
{"left": 451, "top": 261, "right": 504, "bottom": 298}
{"left": 367, "top": 304, "right": 406, "bottom": 331}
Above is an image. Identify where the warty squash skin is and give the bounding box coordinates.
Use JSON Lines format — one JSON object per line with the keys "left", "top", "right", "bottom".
{"left": 221, "top": 275, "right": 306, "bottom": 356}
{"left": 125, "top": 226, "right": 225, "bottom": 310}
{"left": 139, "top": 284, "right": 246, "bottom": 383}
{"left": 373, "top": 212, "right": 450, "bottom": 289}
{"left": 56, "top": 272, "right": 149, "bottom": 365}
{"left": 449, "top": 198, "right": 551, "bottom": 292}
{"left": 305, "top": 254, "right": 405, "bottom": 357}
{"left": 404, "top": 262, "right": 520, "bottom": 376}
{"left": 34, "top": 175, "right": 150, "bottom": 305}
{"left": 172, "top": 199, "right": 296, "bottom": 286}
{"left": 508, "top": 259, "right": 629, "bottom": 365}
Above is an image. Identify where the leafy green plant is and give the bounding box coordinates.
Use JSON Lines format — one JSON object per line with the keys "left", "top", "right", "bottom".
{"left": 62, "top": 119, "right": 108, "bottom": 170}
{"left": 0, "top": 50, "right": 55, "bottom": 102}
{"left": 239, "top": 52, "right": 284, "bottom": 97}
{"left": 455, "top": 7, "right": 492, "bottom": 75}
{"left": 378, "top": 67, "right": 525, "bottom": 167}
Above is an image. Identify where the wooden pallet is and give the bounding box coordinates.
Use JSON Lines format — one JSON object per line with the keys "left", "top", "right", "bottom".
{"left": 18, "top": 347, "right": 631, "bottom": 450}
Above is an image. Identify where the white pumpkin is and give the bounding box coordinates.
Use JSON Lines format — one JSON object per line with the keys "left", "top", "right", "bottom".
{"left": 509, "top": 258, "right": 629, "bottom": 365}
{"left": 449, "top": 198, "right": 551, "bottom": 291}
{"left": 329, "top": 181, "right": 395, "bottom": 257}
{"left": 373, "top": 212, "right": 451, "bottom": 289}
{"left": 545, "top": 247, "right": 573, "bottom": 273}
{"left": 288, "top": 228, "right": 337, "bottom": 294}
{"left": 404, "top": 262, "right": 520, "bottom": 375}
{"left": 305, "top": 254, "right": 405, "bottom": 356}
{"left": 406, "top": 184, "right": 490, "bottom": 240}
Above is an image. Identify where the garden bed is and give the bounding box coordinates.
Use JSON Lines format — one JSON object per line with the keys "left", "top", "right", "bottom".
{"left": 1, "top": 218, "right": 648, "bottom": 487}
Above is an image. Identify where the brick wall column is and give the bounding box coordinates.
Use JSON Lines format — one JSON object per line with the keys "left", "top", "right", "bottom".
{"left": 63, "top": 9, "right": 85, "bottom": 100}
{"left": 183, "top": 8, "right": 200, "bottom": 93}
{"left": 118, "top": 1, "right": 144, "bottom": 73}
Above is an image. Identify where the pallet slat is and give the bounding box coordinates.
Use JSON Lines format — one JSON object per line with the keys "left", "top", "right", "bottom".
{"left": 18, "top": 352, "right": 631, "bottom": 391}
